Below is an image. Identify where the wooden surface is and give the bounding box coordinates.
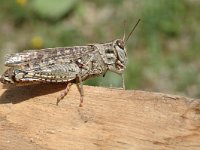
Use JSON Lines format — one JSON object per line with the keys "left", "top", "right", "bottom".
{"left": 0, "top": 83, "right": 200, "bottom": 150}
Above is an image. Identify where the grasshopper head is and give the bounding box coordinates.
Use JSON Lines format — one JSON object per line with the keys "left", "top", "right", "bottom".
{"left": 112, "top": 19, "right": 141, "bottom": 73}
{"left": 112, "top": 39, "right": 127, "bottom": 73}
{"left": 105, "top": 19, "right": 140, "bottom": 75}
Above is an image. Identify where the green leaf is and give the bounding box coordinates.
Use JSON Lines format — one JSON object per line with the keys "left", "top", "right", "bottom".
{"left": 31, "top": 0, "right": 77, "bottom": 20}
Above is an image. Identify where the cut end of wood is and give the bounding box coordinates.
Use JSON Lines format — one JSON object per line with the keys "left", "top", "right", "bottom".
{"left": 0, "top": 83, "right": 200, "bottom": 150}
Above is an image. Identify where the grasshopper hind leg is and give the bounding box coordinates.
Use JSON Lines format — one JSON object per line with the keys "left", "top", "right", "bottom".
{"left": 76, "top": 75, "right": 84, "bottom": 107}
{"left": 56, "top": 75, "right": 84, "bottom": 107}
{"left": 56, "top": 82, "right": 72, "bottom": 105}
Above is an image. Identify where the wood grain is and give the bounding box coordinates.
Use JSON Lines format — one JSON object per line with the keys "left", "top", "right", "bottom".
{"left": 0, "top": 83, "right": 200, "bottom": 150}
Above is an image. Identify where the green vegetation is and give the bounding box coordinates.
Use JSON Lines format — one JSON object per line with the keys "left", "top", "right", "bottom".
{"left": 0, "top": 0, "right": 199, "bottom": 98}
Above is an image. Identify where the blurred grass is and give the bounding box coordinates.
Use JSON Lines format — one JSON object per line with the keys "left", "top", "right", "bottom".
{"left": 0, "top": 0, "right": 200, "bottom": 98}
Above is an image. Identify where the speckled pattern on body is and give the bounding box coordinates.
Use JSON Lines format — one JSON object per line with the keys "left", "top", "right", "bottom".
{"left": 1, "top": 41, "right": 127, "bottom": 84}
{"left": 0, "top": 39, "right": 127, "bottom": 106}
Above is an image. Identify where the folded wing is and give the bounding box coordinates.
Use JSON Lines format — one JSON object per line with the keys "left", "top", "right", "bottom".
{"left": 5, "top": 46, "right": 94, "bottom": 67}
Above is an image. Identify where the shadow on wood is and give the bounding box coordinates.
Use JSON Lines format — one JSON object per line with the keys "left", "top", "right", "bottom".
{"left": 0, "top": 83, "right": 66, "bottom": 104}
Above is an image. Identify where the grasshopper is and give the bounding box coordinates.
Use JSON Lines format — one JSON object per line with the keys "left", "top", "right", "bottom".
{"left": 0, "top": 19, "right": 140, "bottom": 107}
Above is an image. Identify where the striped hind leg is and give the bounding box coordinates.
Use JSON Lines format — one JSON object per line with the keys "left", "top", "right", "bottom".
{"left": 56, "top": 82, "right": 72, "bottom": 105}
{"left": 76, "top": 75, "right": 84, "bottom": 107}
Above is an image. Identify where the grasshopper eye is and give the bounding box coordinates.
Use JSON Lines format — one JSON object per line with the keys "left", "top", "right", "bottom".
{"left": 116, "top": 40, "right": 125, "bottom": 50}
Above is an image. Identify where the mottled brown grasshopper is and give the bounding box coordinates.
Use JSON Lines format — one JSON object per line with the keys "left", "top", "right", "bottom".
{"left": 0, "top": 19, "right": 140, "bottom": 107}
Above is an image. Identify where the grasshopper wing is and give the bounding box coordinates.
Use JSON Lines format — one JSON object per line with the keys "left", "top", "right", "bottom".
{"left": 4, "top": 46, "right": 94, "bottom": 67}
{"left": 2, "top": 45, "right": 96, "bottom": 84}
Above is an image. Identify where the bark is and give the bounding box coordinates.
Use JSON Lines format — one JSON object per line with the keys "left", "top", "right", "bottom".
{"left": 0, "top": 83, "right": 200, "bottom": 150}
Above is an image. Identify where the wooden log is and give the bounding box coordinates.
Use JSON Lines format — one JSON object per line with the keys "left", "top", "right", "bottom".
{"left": 0, "top": 83, "right": 200, "bottom": 150}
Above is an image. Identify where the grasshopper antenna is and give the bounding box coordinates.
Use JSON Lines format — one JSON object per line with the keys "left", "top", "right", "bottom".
{"left": 125, "top": 19, "right": 141, "bottom": 43}
{"left": 122, "top": 20, "right": 126, "bottom": 41}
